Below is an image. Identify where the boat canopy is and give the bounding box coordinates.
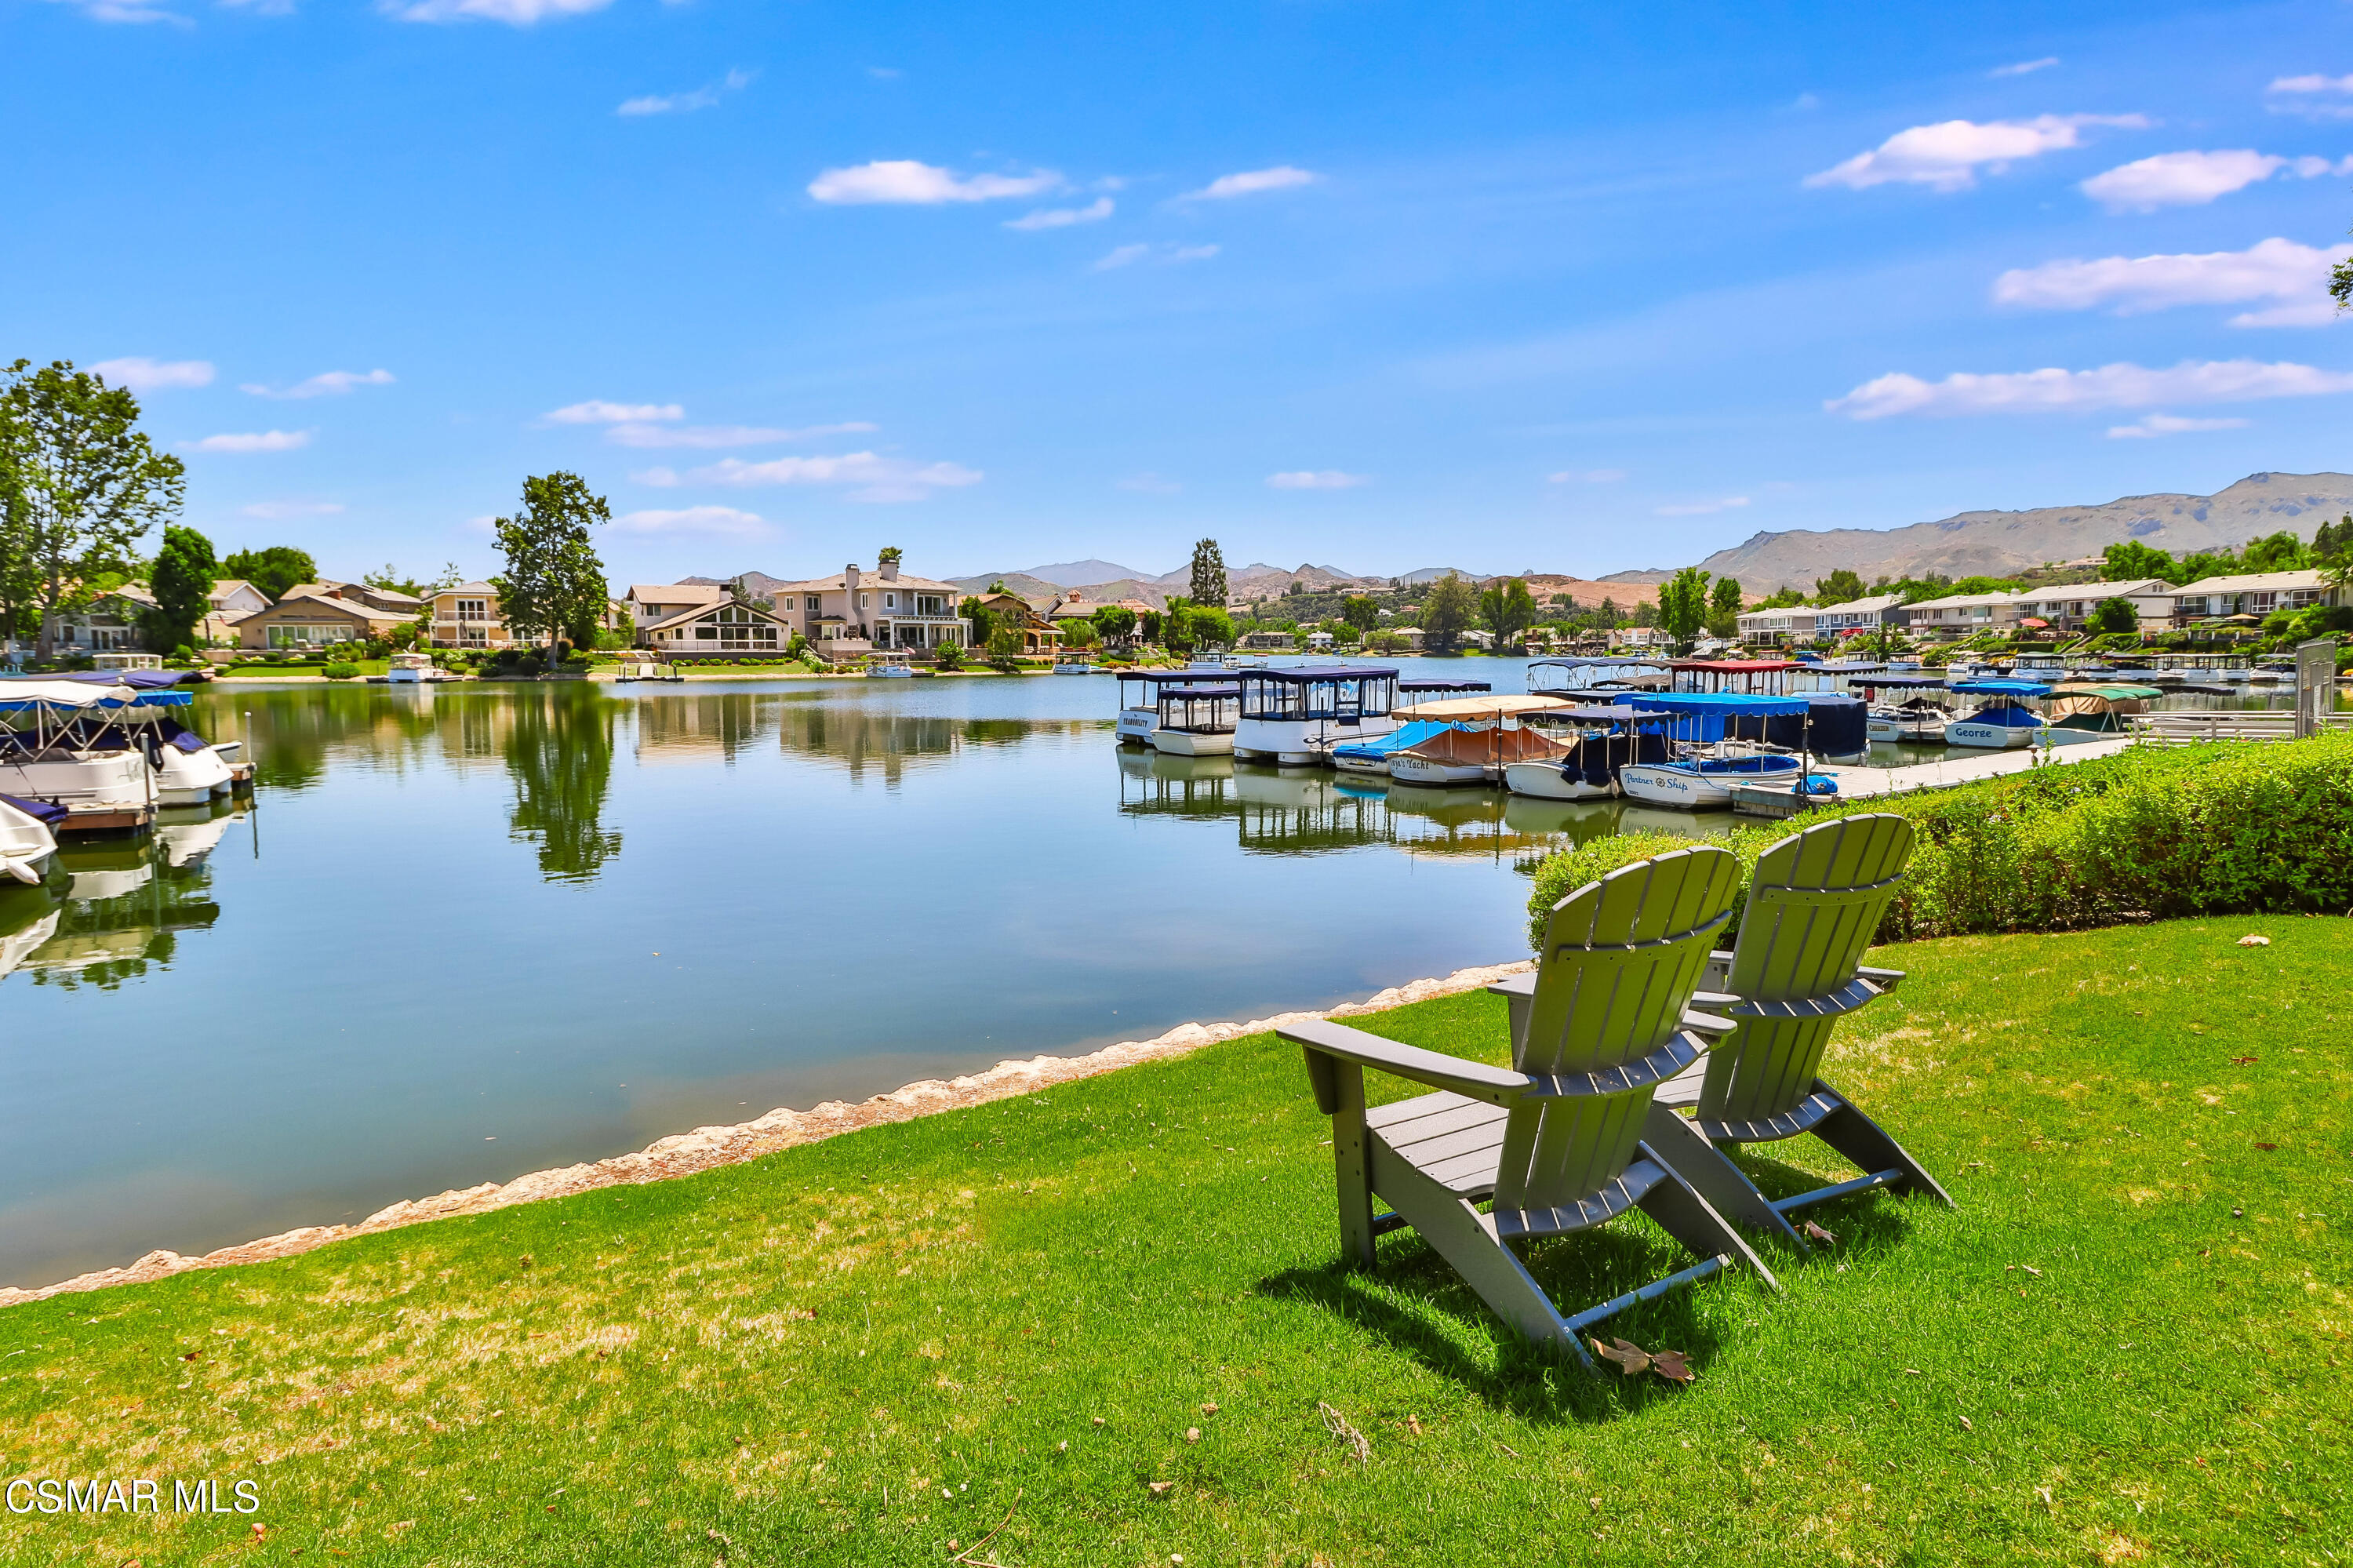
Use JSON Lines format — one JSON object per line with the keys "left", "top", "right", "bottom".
{"left": 1243, "top": 664, "right": 1400, "bottom": 682}
{"left": 1857, "top": 675, "right": 1951, "bottom": 689}
{"left": 1526, "top": 656, "right": 1667, "bottom": 669}
{"left": 1611, "top": 691, "right": 1808, "bottom": 717}
{"left": 2049, "top": 682, "right": 2163, "bottom": 700}
{"left": 1158, "top": 683, "right": 1239, "bottom": 700}
{"left": 1236, "top": 666, "right": 1399, "bottom": 722}
{"left": 1395, "top": 724, "right": 1569, "bottom": 768}
{"left": 1949, "top": 680, "right": 2053, "bottom": 697}
{"left": 56, "top": 668, "right": 195, "bottom": 690}
{"left": 1537, "top": 704, "right": 1675, "bottom": 725}
{"left": 1392, "top": 693, "right": 1570, "bottom": 721}
{"left": 0, "top": 680, "right": 139, "bottom": 711}
{"left": 1396, "top": 677, "right": 1491, "bottom": 693}
{"left": 1330, "top": 720, "right": 1458, "bottom": 762}
{"left": 1, "top": 793, "right": 68, "bottom": 828}
{"left": 1669, "top": 659, "right": 1797, "bottom": 673}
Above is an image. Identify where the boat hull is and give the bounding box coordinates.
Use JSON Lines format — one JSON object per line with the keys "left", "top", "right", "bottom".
{"left": 153, "top": 744, "right": 235, "bottom": 805}
{"left": 1150, "top": 729, "right": 1235, "bottom": 757}
{"left": 1233, "top": 715, "right": 1397, "bottom": 766}
{"left": 1387, "top": 756, "right": 1486, "bottom": 787}
{"left": 1329, "top": 752, "right": 1391, "bottom": 775}
{"left": 1115, "top": 708, "right": 1158, "bottom": 746}
{"left": 1501, "top": 760, "right": 1617, "bottom": 800}
{"left": 1943, "top": 719, "right": 2039, "bottom": 749}
{"left": 0, "top": 751, "right": 151, "bottom": 810}
{"left": 1618, "top": 757, "right": 1804, "bottom": 810}
{"left": 1866, "top": 711, "right": 1946, "bottom": 743}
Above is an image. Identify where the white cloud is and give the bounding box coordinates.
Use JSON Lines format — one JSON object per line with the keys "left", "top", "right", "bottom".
{"left": 1654, "top": 496, "right": 1751, "bottom": 516}
{"left": 41, "top": 0, "right": 190, "bottom": 24}
{"left": 184, "top": 430, "right": 312, "bottom": 453}
{"left": 544, "top": 400, "right": 685, "bottom": 424}
{"left": 2268, "top": 73, "right": 2353, "bottom": 118}
{"left": 2076, "top": 149, "right": 2351, "bottom": 211}
{"left": 1185, "top": 166, "right": 1318, "bottom": 200}
{"left": 1993, "top": 238, "right": 2349, "bottom": 326}
{"left": 382, "top": 0, "right": 612, "bottom": 23}
{"left": 241, "top": 500, "right": 345, "bottom": 519}
{"left": 618, "top": 68, "right": 753, "bottom": 117}
{"left": 635, "top": 452, "right": 982, "bottom": 504}
{"left": 1004, "top": 197, "right": 1114, "bottom": 231}
{"left": 603, "top": 420, "right": 877, "bottom": 449}
{"left": 240, "top": 367, "right": 395, "bottom": 399}
{"left": 2106, "top": 413, "right": 2253, "bottom": 438}
{"left": 1828, "top": 358, "right": 2353, "bottom": 419}
{"left": 1990, "top": 56, "right": 2060, "bottom": 77}
{"left": 1805, "top": 114, "right": 2147, "bottom": 192}
{"left": 1266, "top": 471, "right": 1366, "bottom": 490}
{"left": 1093, "top": 241, "right": 1217, "bottom": 270}
{"left": 90, "top": 357, "right": 214, "bottom": 393}
{"left": 806, "top": 160, "right": 1060, "bottom": 205}
{"left": 1117, "top": 472, "right": 1181, "bottom": 493}
{"left": 1548, "top": 468, "right": 1627, "bottom": 483}
{"left": 612, "top": 505, "right": 769, "bottom": 536}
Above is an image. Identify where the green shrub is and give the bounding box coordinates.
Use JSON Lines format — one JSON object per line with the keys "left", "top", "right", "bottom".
{"left": 1525, "top": 733, "right": 2353, "bottom": 950}
{"left": 322, "top": 660, "right": 362, "bottom": 680}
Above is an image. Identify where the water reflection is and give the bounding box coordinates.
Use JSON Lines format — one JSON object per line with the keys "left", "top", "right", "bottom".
{"left": 1115, "top": 748, "right": 1726, "bottom": 865}
{"left": 504, "top": 689, "right": 623, "bottom": 882}
{"left": 0, "top": 803, "right": 236, "bottom": 990}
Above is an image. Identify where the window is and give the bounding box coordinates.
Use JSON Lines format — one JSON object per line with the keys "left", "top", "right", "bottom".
{"left": 693, "top": 610, "right": 779, "bottom": 650}
{"left": 857, "top": 592, "right": 869, "bottom": 610}
{"left": 455, "top": 598, "right": 488, "bottom": 622}
{"left": 885, "top": 593, "right": 897, "bottom": 609}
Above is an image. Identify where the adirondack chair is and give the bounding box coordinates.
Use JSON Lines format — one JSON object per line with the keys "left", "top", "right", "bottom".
{"left": 1608, "top": 813, "right": 1950, "bottom": 1245}
{"left": 1283, "top": 844, "right": 1778, "bottom": 1373}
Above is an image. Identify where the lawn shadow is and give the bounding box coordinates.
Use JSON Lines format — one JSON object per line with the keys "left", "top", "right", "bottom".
{"left": 1256, "top": 1217, "right": 1738, "bottom": 1424}
{"left": 1729, "top": 1148, "right": 1928, "bottom": 1253}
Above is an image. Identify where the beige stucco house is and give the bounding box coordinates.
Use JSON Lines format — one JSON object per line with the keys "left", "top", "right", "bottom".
{"left": 238, "top": 585, "right": 415, "bottom": 649}
{"left": 774, "top": 558, "right": 970, "bottom": 658}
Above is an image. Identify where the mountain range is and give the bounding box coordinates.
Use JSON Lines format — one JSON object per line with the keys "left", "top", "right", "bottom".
{"left": 1695, "top": 471, "right": 2353, "bottom": 594}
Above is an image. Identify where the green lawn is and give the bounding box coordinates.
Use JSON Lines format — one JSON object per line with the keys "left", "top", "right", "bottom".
{"left": 3, "top": 917, "right": 2347, "bottom": 1565}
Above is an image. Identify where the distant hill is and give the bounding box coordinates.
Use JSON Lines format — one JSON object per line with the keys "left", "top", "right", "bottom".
{"left": 1696, "top": 471, "right": 2353, "bottom": 593}
{"left": 1594, "top": 567, "right": 1677, "bottom": 586}
{"left": 1010, "top": 558, "right": 1159, "bottom": 587}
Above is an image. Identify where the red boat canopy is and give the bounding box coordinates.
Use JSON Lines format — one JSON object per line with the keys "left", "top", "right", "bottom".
{"left": 1667, "top": 660, "right": 1798, "bottom": 673}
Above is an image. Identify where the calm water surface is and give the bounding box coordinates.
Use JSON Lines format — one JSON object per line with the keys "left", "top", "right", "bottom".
{"left": 0, "top": 663, "right": 2311, "bottom": 1286}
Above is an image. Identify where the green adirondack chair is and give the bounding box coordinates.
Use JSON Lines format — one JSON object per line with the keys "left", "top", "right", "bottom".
{"left": 1283, "top": 843, "right": 1779, "bottom": 1373}
{"left": 1638, "top": 813, "right": 1951, "bottom": 1244}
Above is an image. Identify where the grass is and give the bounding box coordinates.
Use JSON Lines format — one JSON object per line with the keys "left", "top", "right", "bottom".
{"left": 2, "top": 916, "right": 2347, "bottom": 1566}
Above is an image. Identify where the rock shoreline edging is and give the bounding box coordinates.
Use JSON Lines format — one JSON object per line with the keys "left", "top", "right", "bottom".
{"left": 0, "top": 959, "right": 1533, "bottom": 1310}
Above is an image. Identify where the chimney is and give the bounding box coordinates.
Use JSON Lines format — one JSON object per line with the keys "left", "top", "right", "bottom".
{"left": 845, "top": 562, "right": 862, "bottom": 593}
{"left": 878, "top": 557, "right": 899, "bottom": 583}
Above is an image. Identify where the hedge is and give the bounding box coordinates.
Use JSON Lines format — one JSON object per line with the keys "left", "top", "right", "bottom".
{"left": 1525, "top": 731, "right": 2353, "bottom": 950}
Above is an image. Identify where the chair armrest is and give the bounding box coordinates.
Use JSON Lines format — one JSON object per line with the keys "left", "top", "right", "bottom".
{"left": 1857, "top": 965, "right": 1904, "bottom": 995}
{"left": 1691, "top": 989, "right": 1740, "bottom": 1010}
{"left": 1703, "top": 948, "right": 1733, "bottom": 989}
{"left": 1483, "top": 973, "right": 1537, "bottom": 1000}
{"left": 1681, "top": 1009, "right": 1738, "bottom": 1039}
{"left": 1282, "top": 1017, "right": 1533, "bottom": 1108}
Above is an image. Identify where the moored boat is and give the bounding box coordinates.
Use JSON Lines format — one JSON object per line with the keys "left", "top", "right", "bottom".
{"left": 1604, "top": 691, "right": 1815, "bottom": 810}
{"left": 1147, "top": 680, "right": 1240, "bottom": 757}
{"left": 1231, "top": 665, "right": 1402, "bottom": 765}
{"left": 1943, "top": 680, "right": 2051, "bottom": 748}
{"left": 1854, "top": 674, "right": 1954, "bottom": 743}
{"left": 2044, "top": 682, "right": 2163, "bottom": 733}
{"left": 0, "top": 793, "right": 61, "bottom": 884}
{"left": 1501, "top": 704, "right": 1675, "bottom": 800}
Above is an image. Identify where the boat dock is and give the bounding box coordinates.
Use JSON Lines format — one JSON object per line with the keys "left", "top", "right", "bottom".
{"left": 1806, "top": 736, "right": 2139, "bottom": 802}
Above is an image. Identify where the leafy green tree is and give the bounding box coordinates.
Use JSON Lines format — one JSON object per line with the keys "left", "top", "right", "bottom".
{"left": 2101, "top": 540, "right": 2180, "bottom": 584}
{"left": 1059, "top": 617, "right": 1100, "bottom": 649}
{"left": 1420, "top": 573, "right": 1475, "bottom": 651}
{"left": 0, "top": 359, "right": 186, "bottom": 659}
{"left": 363, "top": 562, "right": 463, "bottom": 598}
{"left": 961, "top": 595, "right": 995, "bottom": 647}
{"left": 223, "top": 546, "right": 318, "bottom": 603}
{"left": 2312, "top": 514, "right": 2351, "bottom": 564}
{"left": 877, "top": 545, "right": 904, "bottom": 566}
{"left": 2173, "top": 549, "right": 2238, "bottom": 586}
{"left": 2240, "top": 530, "right": 2308, "bottom": 573}
{"left": 1813, "top": 568, "right": 1866, "bottom": 606}
{"left": 1478, "top": 577, "right": 1537, "bottom": 646}
{"left": 1595, "top": 595, "right": 1618, "bottom": 624}
{"left": 1340, "top": 594, "right": 1380, "bottom": 631}
{"left": 1754, "top": 586, "right": 1809, "bottom": 610}
{"left": 1187, "top": 538, "right": 1227, "bottom": 605}
{"left": 1161, "top": 595, "right": 1196, "bottom": 652}
{"left": 1090, "top": 604, "right": 1136, "bottom": 643}
{"left": 489, "top": 471, "right": 612, "bottom": 658}
{"left": 1709, "top": 577, "right": 1744, "bottom": 616}
{"left": 1656, "top": 566, "right": 1712, "bottom": 653}
{"left": 2089, "top": 597, "right": 2139, "bottom": 635}
{"left": 144, "top": 525, "right": 217, "bottom": 652}
{"left": 1187, "top": 605, "right": 1235, "bottom": 648}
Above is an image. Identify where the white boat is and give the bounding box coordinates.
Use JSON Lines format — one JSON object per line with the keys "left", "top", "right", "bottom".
{"left": 1604, "top": 691, "right": 1819, "bottom": 809}
{"left": 1943, "top": 681, "right": 2050, "bottom": 748}
{"left": 387, "top": 649, "right": 432, "bottom": 683}
{"left": 1147, "top": 679, "right": 1239, "bottom": 757}
{"left": 1387, "top": 717, "right": 1571, "bottom": 788}
{"left": 1867, "top": 704, "right": 1948, "bottom": 742}
{"left": 1052, "top": 660, "right": 1096, "bottom": 675}
{"left": 0, "top": 795, "right": 60, "bottom": 884}
{"left": 1618, "top": 750, "right": 1809, "bottom": 809}
{"left": 1501, "top": 704, "right": 1677, "bottom": 800}
{"left": 0, "top": 680, "right": 156, "bottom": 813}
{"left": 1232, "top": 665, "right": 1403, "bottom": 766}
{"left": 1330, "top": 719, "right": 1456, "bottom": 776}
{"left": 867, "top": 651, "right": 914, "bottom": 678}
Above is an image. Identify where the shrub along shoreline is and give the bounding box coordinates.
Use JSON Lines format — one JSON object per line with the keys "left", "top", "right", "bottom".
{"left": 1527, "top": 731, "right": 2353, "bottom": 948}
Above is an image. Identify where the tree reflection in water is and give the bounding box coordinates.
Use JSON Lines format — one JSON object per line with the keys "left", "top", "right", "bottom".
{"left": 504, "top": 687, "right": 623, "bottom": 882}
{"left": 0, "top": 806, "right": 234, "bottom": 990}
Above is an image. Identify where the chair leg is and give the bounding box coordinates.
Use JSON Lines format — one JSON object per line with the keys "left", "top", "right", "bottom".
{"left": 1367, "top": 1143, "right": 1591, "bottom": 1369}
{"left": 1642, "top": 1101, "right": 1805, "bottom": 1247}
{"left": 1631, "top": 1146, "right": 1781, "bottom": 1294}
{"left": 1329, "top": 1061, "right": 1377, "bottom": 1269}
{"left": 1806, "top": 1082, "right": 1954, "bottom": 1208}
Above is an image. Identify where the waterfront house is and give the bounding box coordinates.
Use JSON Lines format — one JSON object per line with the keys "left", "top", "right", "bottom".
{"left": 2169, "top": 569, "right": 2344, "bottom": 626}
{"left": 971, "top": 590, "right": 1060, "bottom": 657}
{"left": 428, "top": 583, "right": 511, "bottom": 649}
{"left": 42, "top": 586, "right": 153, "bottom": 654}
{"left": 1736, "top": 603, "right": 1817, "bottom": 647}
{"left": 2011, "top": 579, "right": 2175, "bottom": 632}
{"left": 770, "top": 559, "right": 970, "bottom": 660}
{"left": 1812, "top": 593, "right": 1906, "bottom": 639}
{"left": 640, "top": 595, "right": 796, "bottom": 656}
{"left": 239, "top": 585, "right": 415, "bottom": 649}
{"left": 624, "top": 583, "right": 728, "bottom": 637}
{"left": 1903, "top": 591, "right": 2020, "bottom": 639}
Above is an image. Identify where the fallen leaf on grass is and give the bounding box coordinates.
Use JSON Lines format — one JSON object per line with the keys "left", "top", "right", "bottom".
{"left": 2020, "top": 1264, "right": 2042, "bottom": 1277}
{"left": 1199, "top": 1402, "right": 1218, "bottom": 1416}
{"left": 2236, "top": 933, "right": 2271, "bottom": 948}
{"left": 1649, "top": 1349, "right": 1694, "bottom": 1384}
{"left": 1184, "top": 1428, "right": 1201, "bottom": 1443}
{"left": 2256, "top": 1142, "right": 2278, "bottom": 1151}
{"left": 1958, "top": 1416, "right": 1973, "bottom": 1432}
{"left": 1406, "top": 1415, "right": 1424, "bottom": 1437}
{"left": 1146, "top": 1482, "right": 1174, "bottom": 1497}
{"left": 2230, "top": 1056, "right": 2258, "bottom": 1065}
{"left": 1801, "top": 1220, "right": 1836, "bottom": 1246}
{"left": 1592, "top": 1337, "right": 1652, "bottom": 1375}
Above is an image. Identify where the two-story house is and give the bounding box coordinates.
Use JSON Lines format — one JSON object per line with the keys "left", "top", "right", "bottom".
{"left": 429, "top": 582, "right": 511, "bottom": 649}
{"left": 2171, "top": 569, "right": 2343, "bottom": 626}
{"left": 624, "top": 583, "right": 728, "bottom": 637}
{"left": 776, "top": 558, "right": 971, "bottom": 659}
{"left": 639, "top": 593, "right": 796, "bottom": 655}
{"left": 2009, "top": 579, "right": 2175, "bottom": 631}
{"left": 970, "top": 591, "right": 1060, "bottom": 657}
{"left": 1901, "top": 591, "right": 2020, "bottom": 640}
{"left": 238, "top": 584, "right": 416, "bottom": 649}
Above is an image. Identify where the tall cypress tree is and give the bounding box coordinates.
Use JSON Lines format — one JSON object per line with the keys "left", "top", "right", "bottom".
{"left": 1187, "top": 538, "right": 1227, "bottom": 605}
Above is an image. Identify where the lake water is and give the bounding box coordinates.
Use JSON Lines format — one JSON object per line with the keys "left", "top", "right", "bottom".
{"left": 0, "top": 663, "right": 2308, "bottom": 1289}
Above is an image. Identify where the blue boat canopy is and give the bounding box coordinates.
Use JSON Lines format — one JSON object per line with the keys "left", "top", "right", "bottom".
{"left": 1330, "top": 720, "right": 1457, "bottom": 759}
{"left": 1950, "top": 679, "right": 2052, "bottom": 697}
{"left": 1611, "top": 691, "right": 1808, "bottom": 717}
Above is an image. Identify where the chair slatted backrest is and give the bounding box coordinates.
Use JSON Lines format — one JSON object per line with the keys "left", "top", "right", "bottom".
{"left": 1697, "top": 814, "right": 1915, "bottom": 1124}
{"left": 1495, "top": 846, "right": 1743, "bottom": 1214}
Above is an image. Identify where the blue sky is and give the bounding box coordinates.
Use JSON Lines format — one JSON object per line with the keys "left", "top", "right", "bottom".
{"left": 6, "top": 0, "right": 2351, "bottom": 584}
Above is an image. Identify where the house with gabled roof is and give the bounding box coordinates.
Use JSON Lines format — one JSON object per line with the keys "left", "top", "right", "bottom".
{"left": 774, "top": 557, "right": 972, "bottom": 660}
{"left": 639, "top": 595, "right": 795, "bottom": 656}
